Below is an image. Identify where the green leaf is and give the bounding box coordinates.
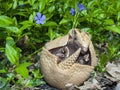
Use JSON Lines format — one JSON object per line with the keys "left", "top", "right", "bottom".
{"left": 43, "top": 21, "right": 57, "bottom": 26}
{"left": 0, "top": 69, "right": 6, "bottom": 73}
{"left": 19, "top": 21, "right": 31, "bottom": 25}
{"left": 105, "top": 25, "right": 120, "bottom": 34}
{"left": 13, "top": 0, "right": 17, "bottom": 9}
{"left": 100, "top": 54, "right": 108, "bottom": 66}
{"left": 5, "top": 26, "right": 21, "bottom": 34}
{"left": 25, "top": 79, "right": 45, "bottom": 87}
{"left": 46, "top": 0, "right": 55, "bottom": 3}
{"left": 19, "top": 21, "right": 32, "bottom": 29}
{"left": 29, "top": 14, "right": 34, "bottom": 23}
{"left": 0, "top": 48, "right": 4, "bottom": 53}
{"left": 28, "top": 0, "right": 36, "bottom": 6}
{"left": 33, "top": 79, "right": 45, "bottom": 86}
{"left": 59, "top": 18, "right": 69, "bottom": 25}
{"left": 47, "top": 27, "right": 55, "bottom": 40}
{"left": 0, "top": 16, "right": 13, "bottom": 27}
{"left": 87, "top": 0, "right": 98, "bottom": 9}
{"left": 15, "top": 62, "right": 33, "bottom": 78}
{"left": 5, "top": 44, "right": 19, "bottom": 65}
{"left": 20, "top": 23, "right": 32, "bottom": 31}
{"left": 7, "top": 73, "right": 14, "bottom": 81}
{"left": 25, "top": 79, "right": 33, "bottom": 87}
{"left": 104, "top": 19, "right": 114, "bottom": 25}
{"left": 117, "top": 11, "right": 120, "bottom": 21}
{"left": 32, "top": 69, "right": 43, "bottom": 79}
{"left": 6, "top": 37, "right": 15, "bottom": 46}
{"left": 0, "top": 77, "right": 7, "bottom": 89}
{"left": 48, "top": 5, "right": 55, "bottom": 13}
{"left": 108, "top": 45, "right": 117, "bottom": 60}
{"left": 39, "top": 0, "right": 46, "bottom": 12}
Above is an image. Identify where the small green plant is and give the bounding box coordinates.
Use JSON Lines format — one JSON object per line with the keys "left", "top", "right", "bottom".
{"left": 96, "top": 38, "right": 120, "bottom": 72}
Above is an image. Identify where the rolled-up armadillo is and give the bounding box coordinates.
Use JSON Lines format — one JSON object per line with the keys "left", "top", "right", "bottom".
{"left": 40, "top": 28, "right": 97, "bottom": 89}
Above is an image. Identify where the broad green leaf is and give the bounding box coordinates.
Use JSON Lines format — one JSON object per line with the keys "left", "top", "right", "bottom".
{"left": 0, "top": 69, "right": 6, "bottom": 73}
{"left": 13, "top": 17, "right": 18, "bottom": 26}
{"left": 5, "top": 26, "right": 21, "bottom": 34}
{"left": 0, "top": 16, "right": 13, "bottom": 27}
{"left": 28, "top": 0, "right": 36, "bottom": 6}
{"left": 43, "top": 21, "right": 57, "bottom": 26}
{"left": 20, "top": 24, "right": 31, "bottom": 31}
{"left": 81, "top": 10, "right": 87, "bottom": 16}
{"left": 19, "top": 21, "right": 32, "bottom": 31}
{"left": 48, "top": 5, "right": 55, "bottom": 13}
{"left": 15, "top": 62, "right": 33, "bottom": 78}
{"left": 117, "top": 0, "right": 120, "bottom": 10}
{"left": 5, "top": 44, "right": 19, "bottom": 65}
{"left": 59, "top": 18, "right": 69, "bottom": 25}
{"left": 20, "top": 24, "right": 31, "bottom": 32}
{"left": 48, "top": 27, "right": 55, "bottom": 40}
{"left": 21, "top": 62, "right": 33, "bottom": 67}
{"left": 105, "top": 25, "right": 120, "bottom": 34}
{"left": 29, "top": 14, "right": 34, "bottom": 23}
{"left": 104, "top": 19, "right": 114, "bottom": 25}
{"left": 13, "top": 0, "right": 17, "bottom": 9}
{"left": 39, "top": 0, "right": 46, "bottom": 12}
{"left": 87, "top": 0, "right": 98, "bottom": 9}
{"left": 92, "top": 9, "right": 103, "bottom": 17}
{"left": 6, "top": 37, "right": 15, "bottom": 46}
{"left": 97, "top": 13, "right": 106, "bottom": 20}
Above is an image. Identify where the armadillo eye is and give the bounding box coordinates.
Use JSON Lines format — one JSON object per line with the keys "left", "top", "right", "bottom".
{"left": 74, "top": 36, "right": 77, "bottom": 40}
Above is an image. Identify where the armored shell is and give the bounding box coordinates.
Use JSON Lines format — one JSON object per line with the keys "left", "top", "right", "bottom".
{"left": 40, "top": 29, "right": 97, "bottom": 89}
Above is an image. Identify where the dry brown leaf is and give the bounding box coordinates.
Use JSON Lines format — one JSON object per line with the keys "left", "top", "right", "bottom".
{"left": 75, "top": 78, "right": 102, "bottom": 90}
{"left": 105, "top": 62, "right": 120, "bottom": 82}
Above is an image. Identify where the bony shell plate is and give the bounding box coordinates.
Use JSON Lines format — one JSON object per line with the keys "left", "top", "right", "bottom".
{"left": 40, "top": 29, "right": 97, "bottom": 89}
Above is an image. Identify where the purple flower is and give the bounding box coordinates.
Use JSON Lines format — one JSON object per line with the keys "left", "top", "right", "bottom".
{"left": 78, "top": 3, "right": 85, "bottom": 11}
{"left": 34, "top": 12, "right": 46, "bottom": 24}
{"left": 70, "top": 8, "right": 75, "bottom": 16}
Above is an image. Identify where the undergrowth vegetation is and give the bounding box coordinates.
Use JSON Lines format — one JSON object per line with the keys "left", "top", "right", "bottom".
{"left": 0, "top": 0, "right": 120, "bottom": 89}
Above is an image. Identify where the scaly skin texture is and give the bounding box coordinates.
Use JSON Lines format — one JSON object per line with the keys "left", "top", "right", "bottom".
{"left": 40, "top": 29, "right": 97, "bottom": 89}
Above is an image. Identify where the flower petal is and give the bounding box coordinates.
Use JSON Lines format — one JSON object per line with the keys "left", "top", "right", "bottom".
{"left": 78, "top": 3, "right": 85, "bottom": 11}
{"left": 39, "top": 20, "right": 45, "bottom": 24}
{"left": 70, "top": 8, "right": 75, "bottom": 16}
{"left": 37, "top": 12, "right": 42, "bottom": 19}
{"left": 40, "top": 15, "right": 46, "bottom": 21}
{"left": 34, "top": 16, "right": 38, "bottom": 21}
{"left": 36, "top": 20, "right": 41, "bottom": 24}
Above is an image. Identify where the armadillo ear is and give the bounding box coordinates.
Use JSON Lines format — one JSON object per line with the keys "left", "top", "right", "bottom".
{"left": 45, "top": 35, "right": 69, "bottom": 50}
{"left": 69, "top": 29, "right": 75, "bottom": 38}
